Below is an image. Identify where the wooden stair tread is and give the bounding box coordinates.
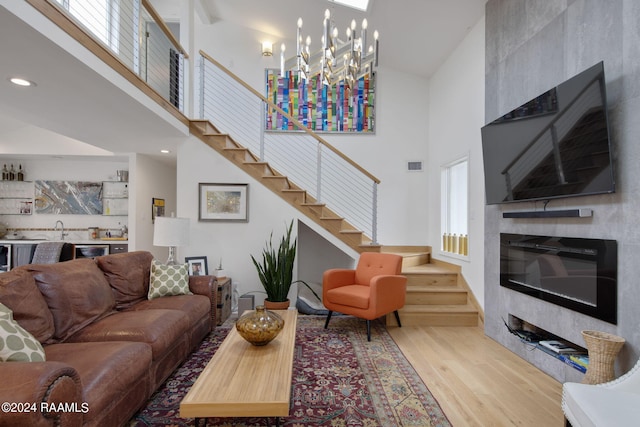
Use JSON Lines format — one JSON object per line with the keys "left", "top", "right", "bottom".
{"left": 400, "top": 304, "right": 478, "bottom": 313}
{"left": 403, "top": 264, "right": 457, "bottom": 274}
{"left": 386, "top": 251, "right": 430, "bottom": 257}
{"left": 406, "top": 285, "right": 468, "bottom": 293}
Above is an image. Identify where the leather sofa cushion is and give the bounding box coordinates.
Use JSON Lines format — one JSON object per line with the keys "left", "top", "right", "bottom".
{"left": 45, "top": 341, "right": 152, "bottom": 424}
{"left": 25, "top": 258, "right": 116, "bottom": 343}
{"left": 95, "top": 251, "right": 153, "bottom": 309}
{"left": 0, "top": 267, "right": 54, "bottom": 343}
{"left": 126, "top": 294, "right": 210, "bottom": 329}
{"left": 66, "top": 309, "right": 190, "bottom": 359}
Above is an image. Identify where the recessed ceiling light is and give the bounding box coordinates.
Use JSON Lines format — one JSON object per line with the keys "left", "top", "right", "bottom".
{"left": 9, "top": 77, "right": 36, "bottom": 87}
{"left": 328, "top": 0, "right": 370, "bottom": 12}
{"left": 160, "top": 149, "right": 170, "bottom": 154}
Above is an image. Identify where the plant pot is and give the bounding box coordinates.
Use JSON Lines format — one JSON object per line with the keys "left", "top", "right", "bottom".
{"left": 263, "top": 299, "right": 290, "bottom": 310}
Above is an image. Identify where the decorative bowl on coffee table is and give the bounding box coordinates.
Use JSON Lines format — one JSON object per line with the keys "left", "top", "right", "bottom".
{"left": 235, "top": 305, "right": 285, "bottom": 346}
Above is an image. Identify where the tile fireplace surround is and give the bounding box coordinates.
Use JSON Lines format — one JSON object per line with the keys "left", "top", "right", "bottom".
{"left": 483, "top": 0, "right": 639, "bottom": 383}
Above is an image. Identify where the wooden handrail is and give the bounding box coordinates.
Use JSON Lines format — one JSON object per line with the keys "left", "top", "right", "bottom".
{"left": 200, "top": 50, "right": 381, "bottom": 184}
{"left": 141, "top": 0, "right": 188, "bottom": 58}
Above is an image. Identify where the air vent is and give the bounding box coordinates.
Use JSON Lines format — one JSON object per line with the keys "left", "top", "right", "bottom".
{"left": 407, "top": 161, "right": 423, "bottom": 172}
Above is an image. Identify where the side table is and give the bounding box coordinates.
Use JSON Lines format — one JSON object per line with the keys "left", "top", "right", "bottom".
{"left": 581, "top": 330, "right": 625, "bottom": 384}
{"left": 215, "top": 277, "right": 232, "bottom": 326}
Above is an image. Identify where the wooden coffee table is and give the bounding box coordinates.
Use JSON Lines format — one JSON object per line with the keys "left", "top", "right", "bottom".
{"left": 180, "top": 309, "right": 298, "bottom": 424}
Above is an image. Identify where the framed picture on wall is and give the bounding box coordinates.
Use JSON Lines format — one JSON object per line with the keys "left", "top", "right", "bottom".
{"left": 198, "top": 183, "right": 248, "bottom": 222}
{"left": 185, "top": 256, "right": 208, "bottom": 276}
{"left": 152, "top": 198, "right": 165, "bottom": 223}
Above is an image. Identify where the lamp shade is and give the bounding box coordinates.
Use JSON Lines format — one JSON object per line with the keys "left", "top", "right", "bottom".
{"left": 153, "top": 216, "right": 190, "bottom": 247}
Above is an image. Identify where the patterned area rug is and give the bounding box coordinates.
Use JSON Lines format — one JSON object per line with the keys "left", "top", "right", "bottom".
{"left": 129, "top": 315, "right": 451, "bottom": 426}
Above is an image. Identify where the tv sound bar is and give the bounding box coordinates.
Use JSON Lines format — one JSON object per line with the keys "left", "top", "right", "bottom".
{"left": 503, "top": 209, "right": 593, "bottom": 219}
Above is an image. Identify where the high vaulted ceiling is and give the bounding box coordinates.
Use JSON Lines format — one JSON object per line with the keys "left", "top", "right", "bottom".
{"left": 161, "top": 0, "right": 487, "bottom": 79}
{"left": 0, "top": 0, "right": 486, "bottom": 161}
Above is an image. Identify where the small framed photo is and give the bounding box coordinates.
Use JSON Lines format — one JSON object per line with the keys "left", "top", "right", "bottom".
{"left": 199, "top": 183, "right": 248, "bottom": 222}
{"left": 185, "top": 256, "right": 208, "bottom": 276}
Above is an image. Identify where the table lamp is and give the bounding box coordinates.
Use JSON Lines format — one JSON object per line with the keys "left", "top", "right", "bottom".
{"left": 153, "top": 216, "right": 190, "bottom": 265}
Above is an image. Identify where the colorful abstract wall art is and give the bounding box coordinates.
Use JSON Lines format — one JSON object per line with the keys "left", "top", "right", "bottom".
{"left": 265, "top": 70, "right": 375, "bottom": 133}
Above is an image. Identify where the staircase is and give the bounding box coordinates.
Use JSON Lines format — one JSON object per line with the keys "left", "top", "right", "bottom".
{"left": 191, "top": 119, "right": 482, "bottom": 326}
{"left": 385, "top": 247, "right": 481, "bottom": 327}
{"left": 190, "top": 119, "right": 381, "bottom": 254}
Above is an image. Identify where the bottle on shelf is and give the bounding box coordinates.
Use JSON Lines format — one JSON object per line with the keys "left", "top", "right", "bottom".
{"left": 17, "top": 165, "right": 24, "bottom": 181}
{"left": 1, "top": 165, "right": 7, "bottom": 181}
{"left": 8, "top": 164, "right": 15, "bottom": 181}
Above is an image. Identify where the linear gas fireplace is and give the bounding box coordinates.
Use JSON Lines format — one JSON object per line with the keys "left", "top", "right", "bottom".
{"left": 500, "top": 233, "right": 617, "bottom": 324}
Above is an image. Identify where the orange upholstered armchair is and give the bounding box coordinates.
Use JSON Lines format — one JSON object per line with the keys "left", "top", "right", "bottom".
{"left": 323, "top": 252, "right": 407, "bottom": 341}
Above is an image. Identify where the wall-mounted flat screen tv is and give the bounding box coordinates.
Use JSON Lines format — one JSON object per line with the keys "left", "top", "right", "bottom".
{"left": 481, "top": 61, "right": 615, "bottom": 205}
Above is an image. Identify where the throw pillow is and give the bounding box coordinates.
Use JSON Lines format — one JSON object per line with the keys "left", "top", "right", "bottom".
{"left": 27, "top": 258, "right": 116, "bottom": 343}
{"left": 0, "top": 302, "right": 46, "bottom": 362}
{"left": 148, "top": 259, "right": 191, "bottom": 300}
{"left": 96, "top": 251, "right": 154, "bottom": 309}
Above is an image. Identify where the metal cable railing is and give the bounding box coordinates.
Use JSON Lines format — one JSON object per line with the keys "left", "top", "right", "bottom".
{"left": 199, "top": 52, "right": 380, "bottom": 243}
{"left": 50, "top": 0, "right": 185, "bottom": 111}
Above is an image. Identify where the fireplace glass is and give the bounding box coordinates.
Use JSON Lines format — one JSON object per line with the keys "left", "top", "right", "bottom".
{"left": 500, "top": 233, "right": 617, "bottom": 324}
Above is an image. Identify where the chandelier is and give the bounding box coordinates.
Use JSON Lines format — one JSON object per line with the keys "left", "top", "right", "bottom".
{"left": 280, "top": 8, "right": 379, "bottom": 89}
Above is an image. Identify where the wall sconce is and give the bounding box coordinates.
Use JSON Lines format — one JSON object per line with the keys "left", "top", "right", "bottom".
{"left": 261, "top": 41, "right": 273, "bottom": 56}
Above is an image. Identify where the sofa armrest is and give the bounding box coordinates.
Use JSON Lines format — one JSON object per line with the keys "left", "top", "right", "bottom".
{"left": 0, "top": 361, "right": 83, "bottom": 427}
{"left": 189, "top": 275, "right": 217, "bottom": 327}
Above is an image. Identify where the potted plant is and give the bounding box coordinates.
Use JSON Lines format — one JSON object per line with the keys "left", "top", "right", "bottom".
{"left": 251, "top": 220, "right": 318, "bottom": 309}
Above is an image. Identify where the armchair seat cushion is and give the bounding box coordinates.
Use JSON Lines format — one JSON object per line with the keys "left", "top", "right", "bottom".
{"left": 563, "top": 382, "right": 640, "bottom": 427}
{"left": 326, "top": 285, "right": 370, "bottom": 309}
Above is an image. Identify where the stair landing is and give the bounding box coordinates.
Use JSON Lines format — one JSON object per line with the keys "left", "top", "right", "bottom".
{"left": 384, "top": 247, "right": 480, "bottom": 327}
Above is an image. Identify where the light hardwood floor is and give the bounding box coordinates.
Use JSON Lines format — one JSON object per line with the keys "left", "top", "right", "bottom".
{"left": 389, "top": 325, "right": 564, "bottom": 426}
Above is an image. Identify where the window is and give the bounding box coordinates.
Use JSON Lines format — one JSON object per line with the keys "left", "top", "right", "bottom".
{"left": 441, "top": 156, "right": 468, "bottom": 256}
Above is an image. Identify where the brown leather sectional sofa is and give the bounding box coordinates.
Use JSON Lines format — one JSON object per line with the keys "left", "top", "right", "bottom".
{"left": 0, "top": 251, "right": 217, "bottom": 427}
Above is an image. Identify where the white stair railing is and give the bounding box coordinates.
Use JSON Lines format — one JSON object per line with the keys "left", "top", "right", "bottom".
{"left": 199, "top": 51, "right": 380, "bottom": 244}
{"left": 45, "top": 0, "right": 186, "bottom": 112}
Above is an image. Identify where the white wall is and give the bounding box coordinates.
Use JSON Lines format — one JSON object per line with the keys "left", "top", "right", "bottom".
{"left": 131, "top": 153, "right": 177, "bottom": 257}
{"left": 427, "top": 17, "right": 486, "bottom": 307}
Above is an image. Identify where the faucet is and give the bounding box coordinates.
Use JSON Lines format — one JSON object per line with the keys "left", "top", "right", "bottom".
{"left": 54, "top": 220, "right": 67, "bottom": 240}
